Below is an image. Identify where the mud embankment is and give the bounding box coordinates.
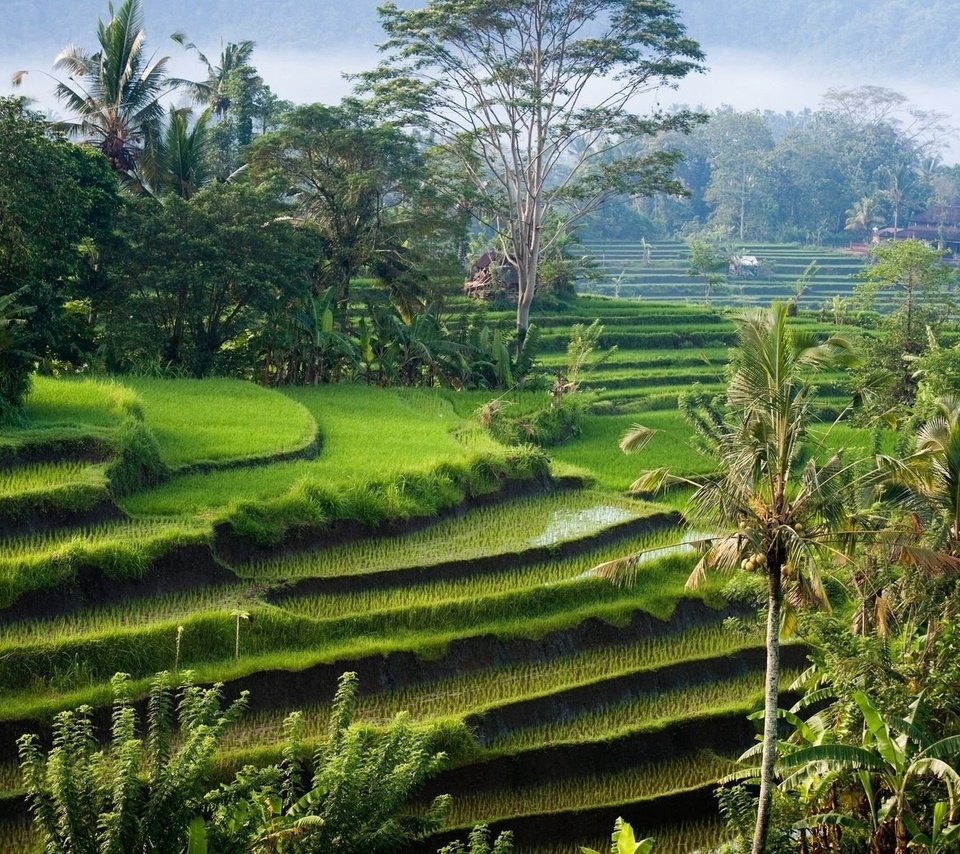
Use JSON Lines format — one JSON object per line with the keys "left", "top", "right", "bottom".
{"left": 213, "top": 472, "right": 570, "bottom": 567}
{"left": 0, "top": 599, "right": 733, "bottom": 764}
{"left": 467, "top": 642, "right": 809, "bottom": 745}
{"left": 0, "top": 544, "right": 236, "bottom": 628}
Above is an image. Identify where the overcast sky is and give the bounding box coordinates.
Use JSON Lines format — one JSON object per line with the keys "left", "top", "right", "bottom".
{"left": 6, "top": 38, "right": 958, "bottom": 164}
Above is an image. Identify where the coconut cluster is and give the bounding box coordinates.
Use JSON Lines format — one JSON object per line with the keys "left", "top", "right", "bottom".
{"left": 740, "top": 552, "right": 767, "bottom": 572}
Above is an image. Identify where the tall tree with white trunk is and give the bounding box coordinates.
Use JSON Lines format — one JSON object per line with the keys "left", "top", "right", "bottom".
{"left": 361, "top": 0, "right": 704, "bottom": 339}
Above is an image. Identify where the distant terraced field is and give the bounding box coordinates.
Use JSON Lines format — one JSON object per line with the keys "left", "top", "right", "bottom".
{"left": 580, "top": 240, "right": 879, "bottom": 310}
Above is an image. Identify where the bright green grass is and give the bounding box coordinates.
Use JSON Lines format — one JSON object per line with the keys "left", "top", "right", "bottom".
{"left": 549, "top": 411, "right": 710, "bottom": 493}
{"left": 275, "top": 524, "right": 684, "bottom": 621}
{"left": 0, "top": 511, "right": 671, "bottom": 648}
{"left": 125, "top": 377, "right": 317, "bottom": 468}
{"left": 442, "top": 750, "right": 737, "bottom": 828}
{"left": 22, "top": 375, "right": 140, "bottom": 428}
{"left": 0, "top": 517, "right": 208, "bottom": 563}
{"left": 243, "top": 489, "right": 659, "bottom": 579}
{"left": 0, "top": 517, "right": 210, "bottom": 610}
{"left": 0, "top": 550, "right": 713, "bottom": 721}
{"left": 0, "top": 548, "right": 698, "bottom": 692}
{"left": 0, "top": 462, "right": 107, "bottom": 499}
{"left": 0, "top": 582, "right": 248, "bottom": 646}
{"left": 366, "top": 623, "right": 750, "bottom": 724}
{"left": 537, "top": 347, "right": 731, "bottom": 368}
{"left": 552, "top": 410, "right": 894, "bottom": 495}
{"left": 122, "top": 385, "right": 500, "bottom": 517}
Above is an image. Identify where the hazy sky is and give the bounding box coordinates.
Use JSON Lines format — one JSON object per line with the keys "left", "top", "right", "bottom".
{"left": 6, "top": 36, "right": 958, "bottom": 164}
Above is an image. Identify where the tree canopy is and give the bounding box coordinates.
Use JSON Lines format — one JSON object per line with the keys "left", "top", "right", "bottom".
{"left": 361, "top": 0, "right": 705, "bottom": 336}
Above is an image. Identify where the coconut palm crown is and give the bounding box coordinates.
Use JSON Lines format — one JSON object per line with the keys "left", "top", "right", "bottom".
{"left": 52, "top": 0, "right": 176, "bottom": 175}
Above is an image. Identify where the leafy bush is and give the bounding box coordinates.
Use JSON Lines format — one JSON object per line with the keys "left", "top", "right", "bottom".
{"left": 204, "top": 672, "right": 451, "bottom": 853}
{"left": 0, "top": 287, "right": 36, "bottom": 423}
{"left": 18, "top": 672, "right": 248, "bottom": 854}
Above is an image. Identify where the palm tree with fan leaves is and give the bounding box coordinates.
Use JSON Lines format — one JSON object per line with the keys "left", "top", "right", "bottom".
{"left": 50, "top": 0, "right": 178, "bottom": 178}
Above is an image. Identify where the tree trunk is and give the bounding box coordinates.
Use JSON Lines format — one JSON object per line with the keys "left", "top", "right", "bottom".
{"left": 751, "top": 563, "right": 782, "bottom": 854}
{"left": 515, "top": 252, "right": 538, "bottom": 341}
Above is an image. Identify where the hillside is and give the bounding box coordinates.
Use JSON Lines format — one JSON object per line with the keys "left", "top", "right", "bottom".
{"left": 0, "top": 299, "right": 877, "bottom": 852}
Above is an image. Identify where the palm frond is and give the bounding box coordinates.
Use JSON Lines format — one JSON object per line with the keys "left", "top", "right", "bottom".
{"left": 619, "top": 423, "right": 656, "bottom": 453}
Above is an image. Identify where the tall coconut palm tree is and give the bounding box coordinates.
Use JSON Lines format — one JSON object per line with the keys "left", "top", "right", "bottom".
{"left": 597, "top": 304, "right": 858, "bottom": 854}
{"left": 157, "top": 107, "right": 211, "bottom": 199}
{"left": 172, "top": 38, "right": 256, "bottom": 119}
{"left": 52, "top": 0, "right": 176, "bottom": 175}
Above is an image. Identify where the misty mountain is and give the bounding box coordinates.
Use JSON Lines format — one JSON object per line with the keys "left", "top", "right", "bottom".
{"left": 4, "top": 0, "right": 958, "bottom": 77}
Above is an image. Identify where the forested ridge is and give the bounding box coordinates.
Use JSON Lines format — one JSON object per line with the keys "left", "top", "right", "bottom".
{"left": 5, "top": 0, "right": 959, "bottom": 74}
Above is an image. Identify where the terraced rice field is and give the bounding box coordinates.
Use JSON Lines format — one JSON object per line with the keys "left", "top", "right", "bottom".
{"left": 0, "top": 296, "right": 884, "bottom": 852}
{"left": 580, "top": 240, "right": 875, "bottom": 310}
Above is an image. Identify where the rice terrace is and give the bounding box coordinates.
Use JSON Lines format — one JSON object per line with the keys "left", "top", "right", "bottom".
{"left": 2, "top": 0, "right": 960, "bottom": 853}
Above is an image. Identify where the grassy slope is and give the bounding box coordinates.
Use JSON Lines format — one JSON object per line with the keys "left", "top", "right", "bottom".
{"left": 125, "top": 377, "right": 318, "bottom": 468}
{"left": 0, "top": 297, "right": 887, "bottom": 852}
{"left": 122, "top": 385, "right": 501, "bottom": 517}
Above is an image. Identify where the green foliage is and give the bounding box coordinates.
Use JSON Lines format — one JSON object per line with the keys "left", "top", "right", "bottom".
{"left": 17, "top": 672, "right": 248, "bottom": 854}
{"left": 246, "top": 100, "right": 444, "bottom": 312}
{"left": 124, "top": 377, "right": 317, "bottom": 469}
{"left": 913, "top": 342, "right": 960, "bottom": 422}
{"left": 778, "top": 691, "right": 960, "bottom": 852}
{"left": 0, "top": 97, "right": 117, "bottom": 373}
{"left": 50, "top": 0, "right": 176, "bottom": 176}
{"left": 226, "top": 444, "right": 548, "bottom": 545}
{"left": 439, "top": 824, "right": 514, "bottom": 854}
{"left": 205, "top": 672, "right": 450, "bottom": 853}
{"left": 479, "top": 319, "right": 615, "bottom": 447}
{"left": 853, "top": 239, "right": 958, "bottom": 407}
{"left": 363, "top": 0, "right": 705, "bottom": 331}
{"left": 686, "top": 239, "right": 728, "bottom": 303}
{"left": 0, "top": 287, "right": 36, "bottom": 421}
{"left": 173, "top": 37, "right": 291, "bottom": 180}
{"left": 582, "top": 817, "right": 654, "bottom": 854}
{"left": 97, "top": 181, "right": 315, "bottom": 377}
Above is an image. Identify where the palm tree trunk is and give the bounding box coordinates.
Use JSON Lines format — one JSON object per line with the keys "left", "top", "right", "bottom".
{"left": 752, "top": 563, "right": 782, "bottom": 854}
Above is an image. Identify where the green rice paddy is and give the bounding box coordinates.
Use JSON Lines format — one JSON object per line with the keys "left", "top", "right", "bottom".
{"left": 443, "top": 751, "right": 738, "bottom": 827}
{"left": 125, "top": 376, "right": 318, "bottom": 468}
{"left": 0, "top": 290, "right": 866, "bottom": 851}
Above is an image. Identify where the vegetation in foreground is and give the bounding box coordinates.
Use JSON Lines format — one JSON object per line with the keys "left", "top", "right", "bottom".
{"left": 2, "top": 0, "right": 960, "bottom": 850}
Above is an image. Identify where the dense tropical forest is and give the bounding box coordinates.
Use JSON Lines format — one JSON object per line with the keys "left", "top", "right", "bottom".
{"left": 2, "top": 1, "right": 960, "bottom": 853}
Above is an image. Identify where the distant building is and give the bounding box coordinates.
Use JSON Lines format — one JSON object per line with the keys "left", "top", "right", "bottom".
{"left": 464, "top": 252, "right": 519, "bottom": 299}
{"left": 877, "top": 205, "right": 960, "bottom": 257}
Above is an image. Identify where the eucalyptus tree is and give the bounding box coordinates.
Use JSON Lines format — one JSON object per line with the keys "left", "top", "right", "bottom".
{"left": 48, "top": 0, "right": 179, "bottom": 179}
{"left": 361, "top": 0, "right": 705, "bottom": 340}
{"left": 598, "top": 304, "right": 858, "bottom": 854}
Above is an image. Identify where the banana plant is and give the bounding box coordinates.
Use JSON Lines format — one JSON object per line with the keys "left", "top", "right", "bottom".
{"left": 581, "top": 817, "right": 654, "bottom": 854}
{"left": 780, "top": 691, "right": 960, "bottom": 853}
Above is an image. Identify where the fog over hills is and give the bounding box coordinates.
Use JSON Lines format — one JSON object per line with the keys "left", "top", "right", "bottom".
{"left": 4, "top": 0, "right": 958, "bottom": 160}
